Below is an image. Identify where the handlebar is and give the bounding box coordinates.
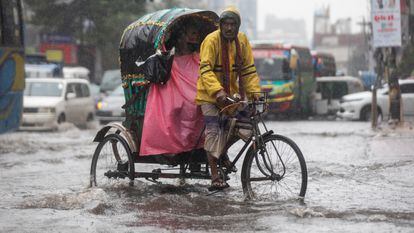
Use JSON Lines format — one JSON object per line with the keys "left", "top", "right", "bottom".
{"left": 219, "top": 92, "right": 268, "bottom": 116}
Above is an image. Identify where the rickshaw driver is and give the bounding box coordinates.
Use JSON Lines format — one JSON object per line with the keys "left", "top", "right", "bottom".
{"left": 195, "top": 6, "right": 261, "bottom": 190}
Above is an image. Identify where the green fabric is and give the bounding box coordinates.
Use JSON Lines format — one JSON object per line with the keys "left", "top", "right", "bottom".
{"left": 122, "top": 78, "right": 149, "bottom": 130}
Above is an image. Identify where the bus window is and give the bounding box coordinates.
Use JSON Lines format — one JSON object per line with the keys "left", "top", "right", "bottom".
{"left": 282, "top": 59, "right": 290, "bottom": 79}
{"left": 255, "top": 57, "right": 289, "bottom": 81}
{"left": 312, "top": 51, "right": 336, "bottom": 77}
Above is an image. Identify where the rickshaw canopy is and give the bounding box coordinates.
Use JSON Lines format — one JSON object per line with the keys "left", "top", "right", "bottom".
{"left": 119, "top": 8, "right": 218, "bottom": 78}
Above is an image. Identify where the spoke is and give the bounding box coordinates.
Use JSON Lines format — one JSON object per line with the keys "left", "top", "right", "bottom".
{"left": 278, "top": 180, "right": 297, "bottom": 195}
{"left": 284, "top": 153, "right": 296, "bottom": 167}
{"left": 283, "top": 168, "right": 300, "bottom": 177}
{"left": 281, "top": 176, "right": 301, "bottom": 184}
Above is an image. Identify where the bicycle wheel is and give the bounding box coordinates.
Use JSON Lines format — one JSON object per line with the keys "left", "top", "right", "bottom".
{"left": 90, "top": 133, "right": 135, "bottom": 187}
{"left": 241, "top": 134, "right": 307, "bottom": 201}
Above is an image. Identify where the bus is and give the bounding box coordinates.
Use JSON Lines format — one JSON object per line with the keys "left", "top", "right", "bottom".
{"left": 252, "top": 42, "right": 315, "bottom": 115}
{"left": 0, "top": 0, "right": 25, "bottom": 133}
{"left": 311, "top": 51, "right": 336, "bottom": 78}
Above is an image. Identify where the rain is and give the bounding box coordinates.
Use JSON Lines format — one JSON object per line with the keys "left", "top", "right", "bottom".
{"left": 1, "top": 0, "right": 414, "bottom": 232}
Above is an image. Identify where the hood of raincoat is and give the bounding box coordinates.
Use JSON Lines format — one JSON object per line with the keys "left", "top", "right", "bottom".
{"left": 219, "top": 6, "right": 241, "bottom": 27}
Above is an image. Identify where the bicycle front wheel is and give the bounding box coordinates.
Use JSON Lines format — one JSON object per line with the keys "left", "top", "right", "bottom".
{"left": 241, "top": 134, "right": 307, "bottom": 201}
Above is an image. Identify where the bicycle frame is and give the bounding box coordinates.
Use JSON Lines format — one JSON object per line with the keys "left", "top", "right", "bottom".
{"left": 224, "top": 115, "right": 274, "bottom": 175}
{"left": 103, "top": 111, "right": 277, "bottom": 183}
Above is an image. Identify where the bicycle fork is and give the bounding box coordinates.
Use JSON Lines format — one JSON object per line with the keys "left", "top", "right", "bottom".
{"left": 252, "top": 123, "right": 285, "bottom": 182}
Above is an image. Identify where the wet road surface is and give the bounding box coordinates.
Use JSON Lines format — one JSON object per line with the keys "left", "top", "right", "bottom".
{"left": 1, "top": 121, "right": 413, "bottom": 232}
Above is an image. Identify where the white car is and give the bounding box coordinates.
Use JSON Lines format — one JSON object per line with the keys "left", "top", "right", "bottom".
{"left": 21, "top": 78, "right": 95, "bottom": 130}
{"left": 100, "top": 69, "right": 121, "bottom": 95}
{"left": 63, "top": 66, "right": 90, "bottom": 80}
{"left": 95, "top": 85, "right": 125, "bottom": 125}
{"left": 315, "top": 76, "right": 364, "bottom": 114}
{"left": 337, "top": 79, "right": 414, "bottom": 121}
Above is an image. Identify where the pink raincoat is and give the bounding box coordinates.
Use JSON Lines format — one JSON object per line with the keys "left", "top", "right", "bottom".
{"left": 140, "top": 53, "right": 204, "bottom": 155}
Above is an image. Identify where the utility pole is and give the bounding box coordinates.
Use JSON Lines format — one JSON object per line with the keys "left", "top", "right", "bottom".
{"left": 370, "top": 0, "right": 403, "bottom": 128}
{"left": 386, "top": 47, "right": 402, "bottom": 124}
{"left": 372, "top": 48, "right": 383, "bottom": 128}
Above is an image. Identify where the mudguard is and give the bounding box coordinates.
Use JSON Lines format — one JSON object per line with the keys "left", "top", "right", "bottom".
{"left": 93, "top": 122, "right": 138, "bottom": 153}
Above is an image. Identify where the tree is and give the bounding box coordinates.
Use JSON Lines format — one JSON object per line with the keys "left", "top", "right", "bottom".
{"left": 395, "top": 44, "right": 414, "bottom": 78}
{"left": 24, "top": 0, "right": 148, "bottom": 81}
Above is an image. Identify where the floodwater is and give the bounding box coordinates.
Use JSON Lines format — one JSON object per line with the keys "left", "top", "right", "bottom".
{"left": 1, "top": 120, "right": 413, "bottom": 232}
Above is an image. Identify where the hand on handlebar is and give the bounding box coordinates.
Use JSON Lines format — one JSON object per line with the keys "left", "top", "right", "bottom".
{"left": 216, "top": 90, "right": 233, "bottom": 109}
{"left": 216, "top": 90, "right": 244, "bottom": 116}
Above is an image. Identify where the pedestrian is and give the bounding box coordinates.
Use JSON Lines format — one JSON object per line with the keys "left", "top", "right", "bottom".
{"left": 195, "top": 6, "right": 261, "bottom": 190}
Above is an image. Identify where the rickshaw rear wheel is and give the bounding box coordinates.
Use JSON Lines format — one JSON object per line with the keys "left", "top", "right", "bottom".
{"left": 90, "top": 133, "right": 135, "bottom": 187}
{"left": 241, "top": 134, "right": 307, "bottom": 201}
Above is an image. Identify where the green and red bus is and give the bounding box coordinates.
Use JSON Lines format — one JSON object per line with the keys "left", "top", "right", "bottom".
{"left": 252, "top": 42, "right": 315, "bottom": 115}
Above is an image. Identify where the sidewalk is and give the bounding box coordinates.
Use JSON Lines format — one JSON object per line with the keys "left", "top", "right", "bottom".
{"left": 371, "top": 117, "right": 414, "bottom": 161}
{"left": 377, "top": 116, "right": 414, "bottom": 134}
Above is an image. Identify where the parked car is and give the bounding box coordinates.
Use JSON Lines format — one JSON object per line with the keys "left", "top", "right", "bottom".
{"left": 25, "top": 53, "right": 63, "bottom": 78}
{"left": 100, "top": 69, "right": 121, "bottom": 95}
{"left": 21, "top": 78, "right": 95, "bottom": 130}
{"left": 337, "top": 79, "right": 414, "bottom": 121}
{"left": 89, "top": 83, "right": 104, "bottom": 106}
{"left": 315, "top": 76, "right": 364, "bottom": 114}
{"left": 95, "top": 85, "right": 125, "bottom": 125}
{"left": 25, "top": 63, "right": 62, "bottom": 78}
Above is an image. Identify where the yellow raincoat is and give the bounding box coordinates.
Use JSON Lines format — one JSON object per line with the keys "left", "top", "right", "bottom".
{"left": 195, "top": 30, "right": 260, "bottom": 104}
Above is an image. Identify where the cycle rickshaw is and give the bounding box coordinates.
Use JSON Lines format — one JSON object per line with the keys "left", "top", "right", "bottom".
{"left": 90, "top": 8, "right": 307, "bottom": 200}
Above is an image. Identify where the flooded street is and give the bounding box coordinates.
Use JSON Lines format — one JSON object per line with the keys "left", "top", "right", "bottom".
{"left": 1, "top": 120, "right": 414, "bottom": 232}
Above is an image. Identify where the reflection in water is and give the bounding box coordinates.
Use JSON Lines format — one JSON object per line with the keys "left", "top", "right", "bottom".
{"left": 82, "top": 182, "right": 306, "bottom": 232}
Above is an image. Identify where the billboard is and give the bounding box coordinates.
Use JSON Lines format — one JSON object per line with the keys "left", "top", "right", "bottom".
{"left": 39, "top": 43, "right": 78, "bottom": 65}
{"left": 371, "top": 0, "right": 402, "bottom": 47}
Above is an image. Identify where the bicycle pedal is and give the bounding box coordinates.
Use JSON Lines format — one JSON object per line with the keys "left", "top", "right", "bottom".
{"left": 226, "top": 166, "right": 238, "bottom": 173}
{"left": 117, "top": 161, "right": 129, "bottom": 172}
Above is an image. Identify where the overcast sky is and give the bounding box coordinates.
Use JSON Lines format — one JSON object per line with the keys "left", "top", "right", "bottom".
{"left": 257, "top": 0, "right": 371, "bottom": 39}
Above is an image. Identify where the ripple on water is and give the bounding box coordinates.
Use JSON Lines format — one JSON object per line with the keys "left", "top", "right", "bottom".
{"left": 288, "top": 205, "right": 414, "bottom": 223}
{"left": 39, "top": 158, "right": 64, "bottom": 164}
{"left": 0, "top": 137, "right": 65, "bottom": 154}
{"left": 19, "top": 188, "right": 109, "bottom": 211}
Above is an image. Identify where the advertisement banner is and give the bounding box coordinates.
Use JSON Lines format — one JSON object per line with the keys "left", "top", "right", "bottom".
{"left": 371, "top": 0, "right": 402, "bottom": 47}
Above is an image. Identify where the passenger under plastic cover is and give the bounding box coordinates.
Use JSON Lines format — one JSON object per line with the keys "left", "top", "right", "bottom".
{"left": 139, "top": 18, "right": 206, "bottom": 157}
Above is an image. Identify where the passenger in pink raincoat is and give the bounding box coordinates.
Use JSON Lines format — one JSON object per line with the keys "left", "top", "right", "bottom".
{"left": 140, "top": 18, "right": 204, "bottom": 156}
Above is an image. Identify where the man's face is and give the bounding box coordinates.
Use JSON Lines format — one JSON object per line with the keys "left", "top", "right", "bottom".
{"left": 220, "top": 18, "right": 238, "bottom": 40}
